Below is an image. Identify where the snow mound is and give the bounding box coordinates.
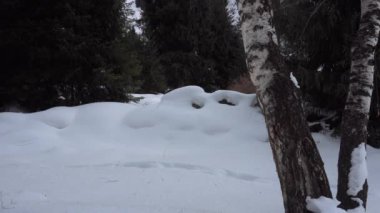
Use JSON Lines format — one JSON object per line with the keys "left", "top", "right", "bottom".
{"left": 29, "top": 106, "right": 77, "bottom": 129}
{"left": 0, "top": 86, "right": 379, "bottom": 213}
{"left": 160, "top": 86, "right": 255, "bottom": 109}
{"left": 306, "top": 196, "right": 367, "bottom": 213}
{"left": 306, "top": 196, "right": 346, "bottom": 213}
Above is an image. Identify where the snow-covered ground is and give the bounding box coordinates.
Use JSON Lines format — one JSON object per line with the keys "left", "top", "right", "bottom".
{"left": 0, "top": 86, "right": 379, "bottom": 213}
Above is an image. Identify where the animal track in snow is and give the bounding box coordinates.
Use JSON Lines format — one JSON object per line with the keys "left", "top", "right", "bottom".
{"left": 66, "top": 161, "right": 265, "bottom": 183}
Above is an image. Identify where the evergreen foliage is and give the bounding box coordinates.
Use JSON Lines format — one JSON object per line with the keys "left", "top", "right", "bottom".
{"left": 274, "top": 0, "right": 360, "bottom": 111}
{"left": 273, "top": 0, "right": 380, "bottom": 147}
{"left": 141, "top": 0, "right": 247, "bottom": 92}
{"left": 0, "top": 0, "right": 143, "bottom": 111}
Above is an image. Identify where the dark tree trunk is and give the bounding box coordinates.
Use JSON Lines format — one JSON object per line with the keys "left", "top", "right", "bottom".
{"left": 368, "top": 33, "right": 380, "bottom": 149}
{"left": 337, "top": 0, "right": 380, "bottom": 210}
{"left": 237, "top": 0, "right": 332, "bottom": 212}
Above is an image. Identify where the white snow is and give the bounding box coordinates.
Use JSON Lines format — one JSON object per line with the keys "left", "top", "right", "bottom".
{"left": 290, "top": 72, "right": 300, "bottom": 88}
{"left": 347, "top": 143, "right": 368, "bottom": 196}
{"left": 0, "top": 86, "right": 379, "bottom": 213}
{"left": 317, "top": 65, "right": 324, "bottom": 72}
{"left": 306, "top": 196, "right": 346, "bottom": 213}
{"left": 306, "top": 196, "right": 365, "bottom": 213}
{"left": 131, "top": 94, "right": 164, "bottom": 106}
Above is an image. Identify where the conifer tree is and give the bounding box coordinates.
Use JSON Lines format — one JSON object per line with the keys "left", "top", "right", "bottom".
{"left": 0, "top": 0, "right": 142, "bottom": 111}
{"left": 140, "top": 0, "right": 247, "bottom": 91}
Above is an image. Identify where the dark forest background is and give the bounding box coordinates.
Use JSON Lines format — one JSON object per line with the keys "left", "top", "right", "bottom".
{"left": 1, "top": 0, "right": 380, "bottom": 146}
{"left": 0, "top": 0, "right": 246, "bottom": 111}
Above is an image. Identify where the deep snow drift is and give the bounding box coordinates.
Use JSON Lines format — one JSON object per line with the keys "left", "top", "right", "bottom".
{"left": 0, "top": 86, "right": 379, "bottom": 213}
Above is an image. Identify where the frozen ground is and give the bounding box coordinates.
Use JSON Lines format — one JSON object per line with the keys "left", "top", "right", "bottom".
{"left": 0, "top": 86, "right": 379, "bottom": 213}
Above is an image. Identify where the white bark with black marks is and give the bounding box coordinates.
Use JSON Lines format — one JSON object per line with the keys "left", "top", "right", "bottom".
{"left": 238, "top": 0, "right": 332, "bottom": 212}
{"left": 337, "top": 0, "right": 380, "bottom": 210}
{"left": 239, "top": 0, "right": 277, "bottom": 101}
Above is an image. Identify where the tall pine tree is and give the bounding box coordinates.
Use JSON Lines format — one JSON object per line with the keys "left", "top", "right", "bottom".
{"left": 140, "top": 0, "right": 247, "bottom": 92}
{"left": 0, "top": 0, "right": 142, "bottom": 111}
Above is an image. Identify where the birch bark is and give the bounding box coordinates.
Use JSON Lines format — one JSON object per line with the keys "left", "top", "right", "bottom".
{"left": 337, "top": 0, "right": 380, "bottom": 210}
{"left": 237, "top": 0, "right": 332, "bottom": 212}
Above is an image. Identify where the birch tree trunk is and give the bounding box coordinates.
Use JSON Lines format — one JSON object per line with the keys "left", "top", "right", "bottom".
{"left": 337, "top": 0, "right": 380, "bottom": 210}
{"left": 237, "top": 0, "right": 332, "bottom": 212}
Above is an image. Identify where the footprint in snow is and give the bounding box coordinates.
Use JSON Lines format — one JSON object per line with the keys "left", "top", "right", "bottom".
{"left": 66, "top": 161, "right": 265, "bottom": 183}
